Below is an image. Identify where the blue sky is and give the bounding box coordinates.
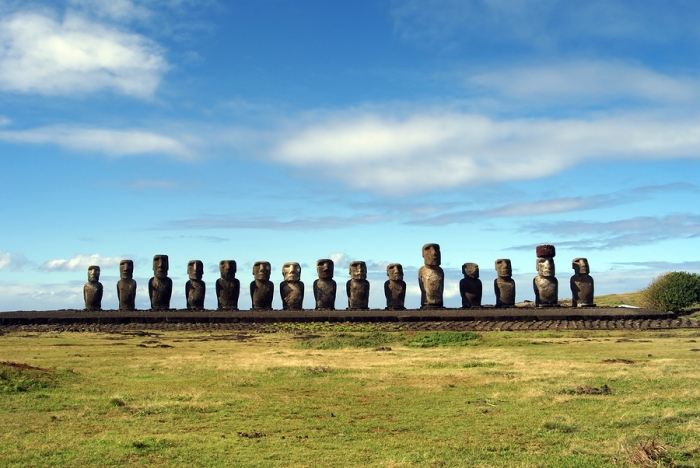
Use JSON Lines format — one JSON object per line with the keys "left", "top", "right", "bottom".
{"left": 1, "top": 0, "right": 700, "bottom": 311}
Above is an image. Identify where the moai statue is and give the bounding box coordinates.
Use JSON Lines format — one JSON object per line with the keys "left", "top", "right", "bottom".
{"left": 534, "top": 244, "right": 558, "bottom": 307}
{"left": 250, "top": 261, "right": 274, "bottom": 310}
{"left": 185, "top": 260, "right": 206, "bottom": 310}
{"left": 116, "top": 260, "right": 137, "bottom": 310}
{"left": 384, "top": 263, "right": 406, "bottom": 310}
{"left": 347, "top": 261, "right": 370, "bottom": 310}
{"left": 571, "top": 258, "right": 595, "bottom": 307}
{"left": 149, "top": 254, "right": 172, "bottom": 310}
{"left": 216, "top": 260, "right": 240, "bottom": 310}
{"left": 280, "top": 262, "right": 304, "bottom": 310}
{"left": 418, "top": 243, "right": 444, "bottom": 309}
{"left": 494, "top": 259, "right": 516, "bottom": 307}
{"left": 83, "top": 265, "right": 103, "bottom": 310}
{"left": 313, "top": 259, "right": 336, "bottom": 310}
{"left": 460, "top": 262, "right": 482, "bottom": 308}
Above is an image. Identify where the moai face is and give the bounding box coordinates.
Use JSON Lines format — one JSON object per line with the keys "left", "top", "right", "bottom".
{"left": 253, "top": 261, "right": 271, "bottom": 281}
{"left": 119, "top": 260, "right": 133, "bottom": 280}
{"left": 153, "top": 255, "right": 169, "bottom": 279}
{"left": 463, "top": 263, "right": 479, "bottom": 279}
{"left": 316, "top": 259, "right": 334, "bottom": 279}
{"left": 349, "top": 261, "right": 367, "bottom": 280}
{"left": 87, "top": 265, "right": 100, "bottom": 282}
{"left": 572, "top": 258, "right": 589, "bottom": 275}
{"left": 188, "top": 260, "right": 203, "bottom": 281}
{"left": 422, "top": 243, "right": 441, "bottom": 267}
{"left": 220, "top": 260, "right": 236, "bottom": 279}
{"left": 387, "top": 263, "right": 404, "bottom": 281}
{"left": 495, "top": 259, "right": 512, "bottom": 277}
{"left": 537, "top": 258, "right": 555, "bottom": 277}
{"left": 282, "top": 262, "right": 301, "bottom": 282}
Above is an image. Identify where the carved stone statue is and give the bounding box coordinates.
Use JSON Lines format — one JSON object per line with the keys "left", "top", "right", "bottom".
{"left": 216, "top": 260, "right": 240, "bottom": 310}
{"left": 534, "top": 244, "right": 558, "bottom": 307}
{"left": 571, "top": 257, "right": 595, "bottom": 307}
{"left": 313, "top": 259, "right": 336, "bottom": 310}
{"left": 186, "top": 260, "right": 206, "bottom": 310}
{"left": 83, "top": 265, "right": 103, "bottom": 310}
{"left": 460, "top": 262, "right": 482, "bottom": 308}
{"left": 116, "top": 260, "right": 136, "bottom": 310}
{"left": 149, "top": 254, "right": 172, "bottom": 310}
{"left": 494, "top": 259, "right": 515, "bottom": 307}
{"left": 280, "top": 262, "right": 304, "bottom": 310}
{"left": 384, "top": 263, "right": 406, "bottom": 310}
{"left": 418, "top": 243, "right": 444, "bottom": 309}
{"left": 347, "top": 261, "right": 370, "bottom": 310}
{"left": 250, "top": 261, "right": 274, "bottom": 310}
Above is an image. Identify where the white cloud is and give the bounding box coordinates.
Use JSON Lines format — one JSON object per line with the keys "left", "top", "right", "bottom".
{"left": 0, "top": 126, "right": 193, "bottom": 158}
{"left": 272, "top": 111, "right": 700, "bottom": 194}
{"left": 328, "top": 252, "right": 351, "bottom": 270}
{"left": 40, "top": 254, "right": 123, "bottom": 272}
{"left": 469, "top": 61, "right": 697, "bottom": 103}
{"left": 0, "top": 11, "right": 167, "bottom": 97}
{"left": 0, "top": 251, "right": 29, "bottom": 272}
{"left": 0, "top": 116, "right": 10, "bottom": 126}
{"left": 69, "top": 0, "right": 151, "bottom": 21}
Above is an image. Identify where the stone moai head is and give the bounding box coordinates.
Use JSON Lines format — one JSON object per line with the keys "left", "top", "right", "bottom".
{"left": 316, "top": 259, "right": 334, "bottom": 279}
{"left": 495, "top": 259, "right": 512, "bottom": 277}
{"left": 422, "top": 243, "right": 441, "bottom": 267}
{"left": 282, "top": 262, "right": 301, "bottom": 282}
{"left": 153, "top": 255, "right": 169, "bottom": 279}
{"left": 188, "top": 260, "right": 204, "bottom": 281}
{"left": 387, "top": 263, "right": 404, "bottom": 281}
{"left": 537, "top": 258, "right": 555, "bottom": 277}
{"left": 119, "top": 260, "right": 133, "bottom": 280}
{"left": 219, "top": 260, "right": 237, "bottom": 279}
{"left": 253, "top": 261, "right": 271, "bottom": 281}
{"left": 463, "top": 263, "right": 479, "bottom": 279}
{"left": 88, "top": 265, "right": 100, "bottom": 282}
{"left": 349, "top": 261, "right": 367, "bottom": 280}
{"left": 572, "top": 258, "right": 589, "bottom": 275}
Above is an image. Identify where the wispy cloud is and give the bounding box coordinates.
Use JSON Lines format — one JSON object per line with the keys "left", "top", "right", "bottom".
{"left": 0, "top": 251, "right": 29, "bottom": 272}
{"left": 0, "top": 10, "right": 167, "bottom": 97}
{"left": 69, "top": 0, "right": 151, "bottom": 22}
{"left": 159, "top": 235, "right": 229, "bottom": 243}
{"left": 612, "top": 260, "right": 700, "bottom": 271}
{"left": 160, "top": 214, "right": 391, "bottom": 231}
{"left": 40, "top": 253, "right": 124, "bottom": 272}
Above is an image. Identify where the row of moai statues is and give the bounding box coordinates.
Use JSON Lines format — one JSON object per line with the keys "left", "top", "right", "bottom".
{"left": 83, "top": 244, "right": 595, "bottom": 311}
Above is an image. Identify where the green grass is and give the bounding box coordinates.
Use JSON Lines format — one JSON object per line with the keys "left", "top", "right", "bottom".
{"left": 1, "top": 329, "right": 700, "bottom": 467}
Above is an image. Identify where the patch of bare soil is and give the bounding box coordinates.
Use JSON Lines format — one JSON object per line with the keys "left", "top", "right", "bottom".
{"left": 188, "top": 334, "right": 256, "bottom": 342}
{"left": 560, "top": 385, "right": 611, "bottom": 395}
{"left": 0, "top": 361, "right": 48, "bottom": 372}
{"left": 626, "top": 440, "right": 670, "bottom": 467}
{"left": 601, "top": 359, "right": 635, "bottom": 364}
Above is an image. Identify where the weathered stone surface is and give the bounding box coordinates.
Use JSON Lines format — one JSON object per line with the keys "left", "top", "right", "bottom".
{"left": 313, "top": 259, "right": 336, "bottom": 310}
{"left": 186, "top": 260, "right": 206, "bottom": 310}
{"left": 116, "top": 260, "right": 136, "bottom": 310}
{"left": 384, "top": 263, "right": 406, "bottom": 310}
{"left": 149, "top": 255, "right": 172, "bottom": 310}
{"left": 250, "top": 261, "right": 274, "bottom": 310}
{"left": 534, "top": 256, "right": 558, "bottom": 307}
{"left": 216, "top": 260, "right": 240, "bottom": 310}
{"left": 460, "top": 262, "right": 482, "bottom": 308}
{"left": 83, "top": 265, "right": 103, "bottom": 311}
{"left": 571, "top": 257, "right": 595, "bottom": 307}
{"left": 347, "top": 261, "right": 370, "bottom": 310}
{"left": 494, "top": 259, "right": 516, "bottom": 307}
{"left": 536, "top": 244, "right": 556, "bottom": 258}
{"left": 419, "top": 243, "right": 444, "bottom": 309}
{"left": 280, "top": 262, "right": 304, "bottom": 310}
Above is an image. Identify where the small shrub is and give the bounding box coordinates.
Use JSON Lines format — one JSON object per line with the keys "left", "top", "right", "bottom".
{"left": 639, "top": 272, "right": 700, "bottom": 312}
{"left": 404, "top": 332, "right": 480, "bottom": 348}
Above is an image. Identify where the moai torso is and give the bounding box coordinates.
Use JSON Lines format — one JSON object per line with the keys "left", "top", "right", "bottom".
{"left": 494, "top": 278, "right": 516, "bottom": 307}
{"left": 347, "top": 279, "right": 370, "bottom": 309}
{"left": 533, "top": 276, "right": 558, "bottom": 306}
{"left": 117, "top": 279, "right": 137, "bottom": 310}
{"left": 84, "top": 281, "right": 103, "bottom": 310}
{"left": 216, "top": 278, "right": 240, "bottom": 310}
{"left": 149, "top": 277, "right": 172, "bottom": 310}
{"left": 314, "top": 279, "right": 337, "bottom": 310}
{"left": 280, "top": 281, "right": 304, "bottom": 309}
{"left": 384, "top": 280, "right": 406, "bottom": 310}
{"left": 571, "top": 258, "right": 595, "bottom": 307}
{"left": 186, "top": 280, "right": 206, "bottom": 309}
{"left": 460, "top": 278, "right": 482, "bottom": 307}
{"left": 419, "top": 266, "right": 444, "bottom": 308}
{"left": 250, "top": 280, "right": 274, "bottom": 310}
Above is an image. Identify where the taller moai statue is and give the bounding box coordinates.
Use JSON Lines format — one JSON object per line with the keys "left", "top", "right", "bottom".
{"left": 313, "top": 259, "right": 336, "bottom": 310}
{"left": 571, "top": 258, "right": 595, "bottom": 307}
{"left": 84, "top": 265, "right": 103, "bottom": 311}
{"left": 149, "top": 254, "right": 172, "bottom": 310}
{"left": 280, "top": 262, "right": 304, "bottom": 310}
{"left": 460, "top": 262, "right": 482, "bottom": 308}
{"left": 347, "top": 261, "right": 370, "bottom": 310}
{"left": 384, "top": 263, "right": 406, "bottom": 310}
{"left": 533, "top": 244, "right": 558, "bottom": 307}
{"left": 186, "top": 260, "right": 206, "bottom": 310}
{"left": 250, "top": 261, "right": 274, "bottom": 310}
{"left": 494, "top": 259, "right": 515, "bottom": 307}
{"left": 117, "top": 260, "right": 137, "bottom": 310}
{"left": 216, "top": 260, "right": 240, "bottom": 310}
{"left": 418, "top": 243, "right": 444, "bottom": 309}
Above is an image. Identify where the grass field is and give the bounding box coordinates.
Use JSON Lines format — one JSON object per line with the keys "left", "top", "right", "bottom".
{"left": 1, "top": 326, "right": 700, "bottom": 467}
